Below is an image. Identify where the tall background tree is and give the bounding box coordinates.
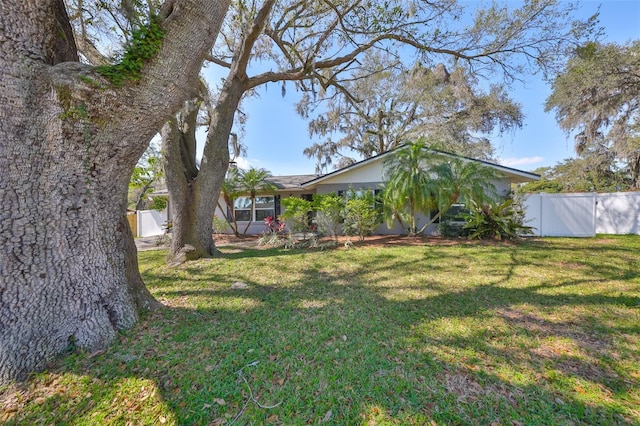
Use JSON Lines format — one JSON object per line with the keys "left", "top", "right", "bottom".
{"left": 0, "top": 0, "right": 229, "bottom": 384}
{"left": 546, "top": 41, "right": 640, "bottom": 189}
{"left": 163, "top": 0, "right": 597, "bottom": 262}
{"left": 302, "top": 52, "right": 523, "bottom": 172}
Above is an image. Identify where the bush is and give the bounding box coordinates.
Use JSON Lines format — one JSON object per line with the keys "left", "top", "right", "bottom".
{"left": 462, "top": 198, "right": 534, "bottom": 240}
{"left": 149, "top": 195, "right": 168, "bottom": 211}
{"left": 280, "top": 197, "right": 314, "bottom": 235}
{"left": 313, "top": 193, "right": 344, "bottom": 240}
{"left": 342, "top": 191, "right": 381, "bottom": 241}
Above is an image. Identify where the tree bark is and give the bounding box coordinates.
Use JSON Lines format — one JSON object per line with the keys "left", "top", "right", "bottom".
{"left": 162, "top": 102, "right": 215, "bottom": 264}
{"left": 164, "top": 75, "right": 250, "bottom": 264}
{"left": 0, "top": 0, "right": 229, "bottom": 384}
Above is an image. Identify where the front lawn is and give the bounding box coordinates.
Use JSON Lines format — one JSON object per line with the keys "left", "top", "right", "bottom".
{"left": 2, "top": 236, "right": 639, "bottom": 425}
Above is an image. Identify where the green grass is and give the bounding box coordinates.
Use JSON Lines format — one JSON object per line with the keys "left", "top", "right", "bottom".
{"left": 2, "top": 236, "right": 639, "bottom": 425}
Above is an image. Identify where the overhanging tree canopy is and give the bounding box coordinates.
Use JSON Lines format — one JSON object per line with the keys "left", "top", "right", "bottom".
{"left": 302, "top": 53, "right": 523, "bottom": 172}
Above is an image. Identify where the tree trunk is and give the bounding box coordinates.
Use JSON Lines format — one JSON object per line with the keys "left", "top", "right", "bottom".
{"left": 122, "top": 215, "right": 163, "bottom": 312}
{"left": 164, "top": 76, "right": 248, "bottom": 263}
{"left": 0, "top": 78, "right": 147, "bottom": 381}
{"left": 162, "top": 104, "right": 214, "bottom": 264}
{"left": 0, "top": 0, "right": 229, "bottom": 384}
{"left": 133, "top": 183, "right": 153, "bottom": 211}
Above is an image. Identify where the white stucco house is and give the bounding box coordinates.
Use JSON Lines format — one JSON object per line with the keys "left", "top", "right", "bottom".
{"left": 217, "top": 146, "right": 540, "bottom": 235}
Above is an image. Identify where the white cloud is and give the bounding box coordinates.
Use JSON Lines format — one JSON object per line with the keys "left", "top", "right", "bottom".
{"left": 498, "top": 156, "right": 544, "bottom": 168}
{"left": 231, "top": 157, "right": 255, "bottom": 170}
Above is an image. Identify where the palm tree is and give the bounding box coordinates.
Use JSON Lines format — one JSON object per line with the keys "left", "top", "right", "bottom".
{"left": 382, "top": 139, "right": 499, "bottom": 236}
{"left": 233, "top": 167, "right": 278, "bottom": 235}
{"left": 429, "top": 154, "right": 500, "bottom": 224}
{"left": 382, "top": 140, "right": 439, "bottom": 236}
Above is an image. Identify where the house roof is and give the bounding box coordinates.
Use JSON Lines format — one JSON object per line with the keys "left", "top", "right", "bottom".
{"left": 300, "top": 145, "right": 540, "bottom": 186}
{"left": 267, "top": 174, "right": 319, "bottom": 190}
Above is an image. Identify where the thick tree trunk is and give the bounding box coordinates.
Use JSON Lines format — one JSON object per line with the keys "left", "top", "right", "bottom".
{"left": 0, "top": 78, "right": 144, "bottom": 381}
{"left": 0, "top": 0, "right": 229, "bottom": 384}
{"left": 162, "top": 104, "right": 212, "bottom": 264}
{"left": 122, "top": 215, "right": 163, "bottom": 312}
{"left": 164, "top": 77, "right": 248, "bottom": 264}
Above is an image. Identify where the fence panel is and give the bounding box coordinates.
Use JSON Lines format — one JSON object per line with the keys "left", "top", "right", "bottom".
{"left": 543, "top": 193, "right": 596, "bottom": 237}
{"left": 596, "top": 192, "right": 640, "bottom": 235}
{"left": 137, "top": 209, "right": 168, "bottom": 237}
{"left": 523, "top": 193, "right": 596, "bottom": 237}
{"left": 126, "top": 212, "right": 137, "bottom": 236}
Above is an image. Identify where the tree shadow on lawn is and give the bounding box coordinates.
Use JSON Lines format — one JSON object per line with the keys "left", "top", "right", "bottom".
{"left": 2, "top": 241, "right": 639, "bottom": 425}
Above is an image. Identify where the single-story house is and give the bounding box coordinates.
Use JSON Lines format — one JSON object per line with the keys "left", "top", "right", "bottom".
{"left": 217, "top": 146, "right": 540, "bottom": 235}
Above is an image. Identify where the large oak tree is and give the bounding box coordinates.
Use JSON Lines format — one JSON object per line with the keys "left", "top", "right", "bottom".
{"left": 0, "top": 0, "right": 229, "bottom": 384}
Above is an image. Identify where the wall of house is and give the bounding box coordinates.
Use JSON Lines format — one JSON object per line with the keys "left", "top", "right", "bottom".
{"left": 209, "top": 170, "right": 521, "bottom": 237}
{"left": 314, "top": 178, "right": 510, "bottom": 236}
{"left": 213, "top": 191, "right": 317, "bottom": 235}
{"left": 316, "top": 160, "right": 385, "bottom": 185}
{"left": 492, "top": 178, "right": 512, "bottom": 197}
{"left": 315, "top": 182, "right": 382, "bottom": 195}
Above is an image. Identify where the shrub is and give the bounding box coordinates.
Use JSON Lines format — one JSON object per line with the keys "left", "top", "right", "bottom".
{"left": 149, "top": 195, "right": 168, "bottom": 211}
{"left": 212, "top": 216, "right": 231, "bottom": 234}
{"left": 280, "top": 197, "right": 314, "bottom": 235}
{"left": 342, "top": 191, "right": 381, "bottom": 241}
{"left": 313, "top": 193, "right": 344, "bottom": 240}
{"left": 462, "top": 197, "right": 534, "bottom": 240}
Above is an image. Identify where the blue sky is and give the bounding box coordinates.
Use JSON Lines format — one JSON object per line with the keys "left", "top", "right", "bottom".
{"left": 202, "top": 0, "right": 640, "bottom": 176}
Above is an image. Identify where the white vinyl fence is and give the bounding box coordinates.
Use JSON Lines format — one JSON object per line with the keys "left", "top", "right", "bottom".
{"left": 523, "top": 192, "right": 640, "bottom": 237}
{"left": 136, "top": 209, "right": 168, "bottom": 237}
{"left": 596, "top": 192, "right": 640, "bottom": 234}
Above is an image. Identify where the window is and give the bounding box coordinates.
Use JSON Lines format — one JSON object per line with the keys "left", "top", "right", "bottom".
{"left": 442, "top": 203, "right": 469, "bottom": 222}
{"left": 254, "top": 196, "right": 275, "bottom": 221}
{"left": 338, "top": 189, "right": 382, "bottom": 212}
{"left": 373, "top": 189, "right": 383, "bottom": 212}
{"left": 233, "top": 196, "right": 277, "bottom": 221}
{"left": 234, "top": 197, "right": 252, "bottom": 221}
